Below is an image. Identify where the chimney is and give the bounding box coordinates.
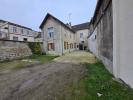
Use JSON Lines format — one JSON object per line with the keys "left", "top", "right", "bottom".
{"left": 66, "top": 22, "right": 72, "bottom": 29}
{"left": 69, "top": 22, "right": 71, "bottom": 26}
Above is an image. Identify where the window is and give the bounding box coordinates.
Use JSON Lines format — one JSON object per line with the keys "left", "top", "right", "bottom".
{"left": 23, "top": 38, "right": 27, "bottom": 41}
{"left": 48, "top": 27, "right": 54, "bottom": 38}
{"left": 13, "top": 27, "right": 17, "bottom": 33}
{"left": 70, "top": 43, "right": 73, "bottom": 49}
{"left": 81, "top": 41, "right": 84, "bottom": 43}
{"left": 13, "top": 36, "right": 18, "bottom": 41}
{"left": 95, "top": 35, "right": 97, "bottom": 39}
{"left": 67, "top": 42, "right": 69, "bottom": 49}
{"left": 72, "top": 43, "right": 73, "bottom": 48}
{"left": 27, "top": 30, "right": 29, "bottom": 35}
{"left": 48, "top": 43, "right": 55, "bottom": 51}
{"left": 64, "top": 42, "right": 67, "bottom": 50}
{"left": 21, "top": 29, "right": 23, "bottom": 34}
{"left": 80, "top": 33, "right": 83, "bottom": 38}
{"left": 4, "top": 27, "right": 8, "bottom": 29}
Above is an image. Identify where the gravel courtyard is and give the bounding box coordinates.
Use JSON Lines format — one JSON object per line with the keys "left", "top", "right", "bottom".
{"left": 0, "top": 51, "right": 96, "bottom": 100}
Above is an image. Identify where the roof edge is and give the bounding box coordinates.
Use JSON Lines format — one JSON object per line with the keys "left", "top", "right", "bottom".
{"left": 39, "top": 13, "right": 75, "bottom": 33}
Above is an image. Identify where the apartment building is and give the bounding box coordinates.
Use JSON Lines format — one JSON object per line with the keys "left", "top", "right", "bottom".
{"left": 0, "top": 19, "right": 38, "bottom": 42}
{"left": 40, "top": 13, "right": 77, "bottom": 55}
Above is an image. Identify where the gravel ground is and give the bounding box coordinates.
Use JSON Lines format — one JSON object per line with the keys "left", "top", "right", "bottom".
{"left": 0, "top": 51, "right": 96, "bottom": 100}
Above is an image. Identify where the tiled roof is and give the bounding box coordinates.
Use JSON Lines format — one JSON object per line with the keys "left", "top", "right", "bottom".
{"left": 72, "top": 22, "right": 90, "bottom": 31}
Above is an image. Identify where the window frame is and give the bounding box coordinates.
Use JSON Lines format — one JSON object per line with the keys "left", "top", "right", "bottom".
{"left": 13, "top": 36, "right": 18, "bottom": 41}
{"left": 48, "top": 27, "right": 54, "bottom": 38}
{"left": 13, "top": 26, "right": 17, "bottom": 33}
{"left": 80, "top": 33, "right": 83, "bottom": 38}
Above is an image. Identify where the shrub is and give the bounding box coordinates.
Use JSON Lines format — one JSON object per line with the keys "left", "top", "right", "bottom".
{"left": 28, "top": 42, "right": 42, "bottom": 55}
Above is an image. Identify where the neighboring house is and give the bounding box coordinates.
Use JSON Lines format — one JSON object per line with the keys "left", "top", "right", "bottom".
{"left": 39, "top": 13, "right": 77, "bottom": 56}
{"left": 0, "top": 19, "right": 38, "bottom": 42}
{"left": 34, "top": 32, "right": 43, "bottom": 42}
{"left": 72, "top": 22, "right": 90, "bottom": 50}
{"left": 0, "top": 21, "right": 9, "bottom": 39}
{"left": 88, "top": 0, "right": 133, "bottom": 88}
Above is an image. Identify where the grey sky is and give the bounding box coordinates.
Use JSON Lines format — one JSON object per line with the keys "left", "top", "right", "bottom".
{"left": 0, "top": 0, "right": 97, "bottom": 31}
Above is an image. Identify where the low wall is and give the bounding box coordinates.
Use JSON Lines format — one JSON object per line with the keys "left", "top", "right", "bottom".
{"left": 0, "top": 40, "right": 32, "bottom": 61}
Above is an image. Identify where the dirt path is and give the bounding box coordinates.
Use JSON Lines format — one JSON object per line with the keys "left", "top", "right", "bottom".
{"left": 0, "top": 51, "right": 96, "bottom": 100}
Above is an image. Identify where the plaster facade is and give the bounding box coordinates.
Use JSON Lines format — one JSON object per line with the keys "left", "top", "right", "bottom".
{"left": 41, "top": 16, "right": 76, "bottom": 56}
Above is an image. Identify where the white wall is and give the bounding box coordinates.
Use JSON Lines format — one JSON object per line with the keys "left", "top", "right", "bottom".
{"left": 8, "top": 24, "right": 36, "bottom": 42}
{"left": 10, "top": 34, "right": 35, "bottom": 42}
{"left": 113, "top": 0, "right": 133, "bottom": 88}
{"left": 88, "top": 28, "right": 98, "bottom": 56}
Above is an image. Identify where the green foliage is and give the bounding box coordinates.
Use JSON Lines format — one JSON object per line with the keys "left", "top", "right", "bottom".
{"left": 28, "top": 42, "right": 42, "bottom": 54}
{"left": 83, "top": 62, "right": 133, "bottom": 100}
{"left": 63, "top": 62, "right": 133, "bottom": 100}
{"left": 29, "top": 54, "right": 58, "bottom": 63}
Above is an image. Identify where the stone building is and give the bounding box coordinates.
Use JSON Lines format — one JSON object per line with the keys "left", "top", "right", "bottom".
{"left": 40, "top": 13, "right": 77, "bottom": 55}
{"left": 0, "top": 19, "right": 38, "bottom": 42}
{"left": 88, "top": 0, "right": 133, "bottom": 88}
{"left": 72, "top": 22, "right": 90, "bottom": 50}
{"left": 34, "top": 32, "right": 43, "bottom": 42}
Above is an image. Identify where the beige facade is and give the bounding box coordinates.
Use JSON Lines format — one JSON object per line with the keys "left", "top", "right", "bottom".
{"left": 0, "top": 20, "right": 38, "bottom": 42}
{"left": 40, "top": 14, "right": 76, "bottom": 56}
{"left": 75, "top": 29, "right": 89, "bottom": 50}
{"left": 72, "top": 22, "right": 90, "bottom": 50}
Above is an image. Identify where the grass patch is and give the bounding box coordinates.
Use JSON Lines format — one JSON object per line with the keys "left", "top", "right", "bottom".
{"left": 0, "top": 60, "right": 33, "bottom": 70}
{"left": 29, "top": 54, "right": 59, "bottom": 63}
{"left": 0, "top": 55, "right": 58, "bottom": 70}
{"left": 65, "top": 62, "right": 133, "bottom": 100}
{"left": 84, "top": 62, "right": 133, "bottom": 100}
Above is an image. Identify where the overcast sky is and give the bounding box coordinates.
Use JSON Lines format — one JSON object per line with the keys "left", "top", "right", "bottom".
{"left": 0, "top": 0, "right": 97, "bottom": 31}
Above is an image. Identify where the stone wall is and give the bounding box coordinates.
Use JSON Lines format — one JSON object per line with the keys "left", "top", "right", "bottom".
{"left": 0, "top": 40, "right": 32, "bottom": 61}
{"left": 88, "top": 0, "right": 113, "bottom": 73}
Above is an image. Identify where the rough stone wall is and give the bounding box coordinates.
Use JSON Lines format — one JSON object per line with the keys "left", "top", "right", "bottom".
{"left": 100, "top": 2, "right": 113, "bottom": 61}
{"left": 0, "top": 40, "right": 32, "bottom": 61}
{"left": 98, "top": 1, "right": 113, "bottom": 73}
{"left": 89, "top": 0, "right": 113, "bottom": 73}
